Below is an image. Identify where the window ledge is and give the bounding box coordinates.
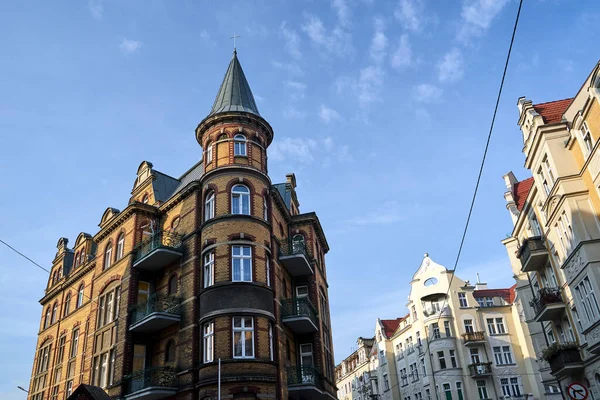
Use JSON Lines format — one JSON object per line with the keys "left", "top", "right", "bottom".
{"left": 495, "top": 363, "right": 517, "bottom": 367}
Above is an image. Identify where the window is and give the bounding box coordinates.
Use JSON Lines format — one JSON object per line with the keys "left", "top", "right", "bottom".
{"left": 432, "top": 323, "right": 440, "bottom": 339}
{"left": 575, "top": 276, "right": 600, "bottom": 325}
{"left": 456, "top": 382, "right": 463, "bottom": 400}
{"left": 64, "top": 295, "right": 71, "bottom": 317}
{"left": 165, "top": 340, "right": 176, "bottom": 363}
{"left": 486, "top": 318, "right": 496, "bottom": 335}
{"left": 51, "top": 302, "right": 58, "bottom": 325}
{"left": 443, "top": 384, "right": 451, "bottom": 400}
{"left": 232, "top": 246, "right": 252, "bottom": 282}
{"left": 412, "top": 305, "right": 418, "bottom": 320}
{"left": 57, "top": 335, "right": 66, "bottom": 364}
{"left": 263, "top": 196, "right": 268, "bottom": 220}
{"left": 168, "top": 275, "right": 178, "bottom": 295}
{"left": 556, "top": 210, "right": 576, "bottom": 257}
{"left": 464, "top": 319, "right": 474, "bottom": 333}
{"left": 449, "top": 350, "right": 457, "bottom": 368}
{"left": 495, "top": 317, "right": 506, "bottom": 333}
{"left": 43, "top": 307, "right": 51, "bottom": 329}
{"left": 77, "top": 284, "right": 84, "bottom": 308}
{"left": 485, "top": 297, "right": 494, "bottom": 307}
{"left": 426, "top": 389, "right": 431, "bottom": 400}
{"left": 400, "top": 368, "right": 408, "bottom": 386}
{"left": 232, "top": 317, "right": 254, "bottom": 358}
{"left": 203, "top": 322, "right": 214, "bottom": 363}
{"left": 205, "top": 143, "right": 213, "bottom": 163}
{"left": 266, "top": 257, "right": 271, "bottom": 286}
{"left": 171, "top": 216, "right": 180, "bottom": 229}
{"left": 142, "top": 194, "right": 149, "bottom": 204}
{"left": 234, "top": 134, "right": 247, "bottom": 156}
{"left": 104, "top": 242, "right": 112, "bottom": 270}
{"left": 477, "top": 380, "right": 488, "bottom": 400}
{"left": 500, "top": 377, "right": 522, "bottom": 397}
{"left": 437, "top": 351, "right": 446, "bottom": 369}
{"left": 66, "top": 380, "right": 73, "bottom": 397}
{"left": 115, "top": 234, "right": 124, "bottom": 261}
{"left": 205, "top": 192, "right": 215, "bottom": 221}
{"left": 79, "top": 249, "right": 86, "bottom": 266}
{"left": 70, "top": 329, "right": 79, "bottom": 359}
{"left": 383, "top": 374, "right": 389, "bottom": 391}
{"left": 493, "top": 346, "right": 503, "bottom": 365}
{"left": 204, "top": 252, "right": 214, "bottom": 287}
{"left": 269, "top": 323, "right": 274, "bottom": 361}
{"left": 416, "top": 331, "right": 422, "bottom": 346}
{"left": 582, "top": 122, "right": 594, "bottom": 155}
{"left": 97, "top": 286, "right": 119, "bottom": 328}
{"left": 458, "top": 292, "right": 468, "bottom": 307}
{"left": 231, "top": 185, "right": 250, "bottom": 215}
{"left": 470, "top": 348, "right": 480, "bottom": 364}
{"left": 421, "top": 357, "right": 426, "bottom": 376}
{"left": 444, "top": 321, "right": 452, "bottom": 337}
{"left": 543, "top": 154, "right": 555, "bottom": 186}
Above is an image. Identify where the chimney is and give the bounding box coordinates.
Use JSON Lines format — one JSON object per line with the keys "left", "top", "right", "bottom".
{"left": 503, "top": 172, "right": 520, "bottom": 225}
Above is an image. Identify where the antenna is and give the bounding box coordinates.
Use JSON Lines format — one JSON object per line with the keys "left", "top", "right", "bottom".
{"left": 476, "top": 272, "right": 481, "bottom": 284}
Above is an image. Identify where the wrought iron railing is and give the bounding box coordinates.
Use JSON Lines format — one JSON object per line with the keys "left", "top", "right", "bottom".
{"left": 134, "top": 230, "right": 183, "bottom": 263}
{"left": 468, "top": 362, "right": 493, "bottom": 377}
{"left": 462, "top": 331, "right": 485, "bottom": 343}
{"left": 124, "top": 366, "right": 178, "bottom": 394}
{"left": 279, "top": 239, "right": 312, "bottom": 259}
{"left": 547, "top": 347, "right": 582, "bottom": 374}
{"left": 518, "top": 236, "right": 546, "bottom": 261}
{"left": 530, "top": 287, "right": 563, "bottom": 316}
{"left": 287, "top": 365, "right": 324, "bottom": 388}
{"left": 130, "top": 294, "right": 181, "bottom": 326}
{"left": 281, "top": 298, "right": 318, "bottom": 326}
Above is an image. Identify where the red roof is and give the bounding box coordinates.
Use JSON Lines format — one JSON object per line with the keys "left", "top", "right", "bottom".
{"left": 380, "top": 315, "right": 408, "bottom": 338}
{"left": 473, "top": 284, "right": 517, "bottom": 304}
{"left": 513, "top": 177, "right": 534, "bottom": 211}
{"left": 532, "top": 98, "right": 573, "bottom": 124}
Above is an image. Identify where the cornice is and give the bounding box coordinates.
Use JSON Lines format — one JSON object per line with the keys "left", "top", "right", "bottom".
{"left": 94, "top": 203, "right": 158, "bottom": 241}
{"left": 40, "top": 261, "right": 96, "bottom": 305}
{"left": 195, "top": 112, "right": 274, "bottom": 147}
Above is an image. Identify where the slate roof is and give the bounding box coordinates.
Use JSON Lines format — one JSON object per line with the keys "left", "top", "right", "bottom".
{"left": 209, "top": 50, "right": 260, "bottom": 117}
{"left": 533, "top": 98, "right": 573, "bottom": 124}
{"left": 513, "top": 177, "right": 534, "bottom": 211}
{"left": 273, "top": 183, "right": 291, "bottom": 210}
{"left": 153, "top": 170, "right": 181, "bottom": 203}
{"left": 66, "top": 384, "right": 111, "bottom": 400}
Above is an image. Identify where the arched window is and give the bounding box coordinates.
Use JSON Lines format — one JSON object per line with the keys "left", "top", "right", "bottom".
{"left": 51, "top": 302, "right": 58, "bottom": 324}
{"left": 165, "top": 340, "right": 176, "bottom": 363}
{"left": 116, "top": 233, "right": 125, "bottom": 260}
{"left": 44, "top": 307, "right": 51, "bottom": 329}
{"left": 168, "top": 275, "right": 178, "bottom": 295}
{"left": 171, "top": 217, "right": 180, "bottom": 230}
{"left": 292, "top": 234, "right": 305, "bottom": 254}
{"left": 77, "top": 284, "right": 85, "bottom": 308}
{"left": 234, "top": 134, "right": 247, "bottom": 156}
{"left": 80, "top": 247, "right": 86, "bottom": 266}
{"left": 64, "top": 294, "right": 71, "bottom": 317}
{"left": 205, "top": 192, "right": 215, "bottom": 221}
{"left": 74, "top": 252, "right": 80, "bottom": 269}
{"left": 231, "top": 185, "right": 250, "bottom": 215}
{"left": 263, "top": 196, "right": 268, "bottom": 220}
{"left": 104, "top": 242, "right": 113, "bottom": 270}
{"left": 142, "top": 194, "right": 149, "bottom": 204}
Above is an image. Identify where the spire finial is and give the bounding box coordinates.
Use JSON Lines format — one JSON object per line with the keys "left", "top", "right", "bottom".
{"left": 230, "top": 33, "right": 241, "bottom": 52}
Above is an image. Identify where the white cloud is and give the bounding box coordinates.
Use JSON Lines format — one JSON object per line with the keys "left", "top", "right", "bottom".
{"left": 88, "top": 0, "right": 103, "bottom": 20}
{"left": 357, "top": 66, "right": 384, "bottom": 108}
{"left": 332, "top": 0, "right": 351, "bottom": 28}
{"left": 270, "top": 136, "right": 351, "bottom": 165}
{"left": 438, "top": 48, "right": 464, "bottom": 83}
{"left": 284, "top": 81, "right": 306, "bottom": 101}
{"left": 301, "top": 14, "right": 353, "bottom": 56}
{"left": 394, "top": 0, "right": 423, "bottom": 32}
{"left": 414, "top": 83, "right": 443, "bottom": 103}
{"left": 199, "top": 30, "right": 215, "bottom": 46}
{"left": 280, "top": 22, "right": 302, "bottom": 60}
{"left": 119, "top": 38, "right": 142, "bottom": 54}
{"left": 369, "top": 18, "right": 388, "bottom": 63}
{"left": 391, "top": 34, "right": 412, "bottom": 69}
{"left": 284, "top": 80, "right": 307, "bottom": 91}
{"left": 348, "top": 201, "right": 411, "bottom": 225}
{"left": 319, "top": 104, "right": 342, "bottom": 124}
{"left": 283, "top": 107, "right": 307, "bottom": 119}
{"left": 458, "top": 0, "right": 510, "bottom": 42}
{"left": 272, "top": 60, "right": 304, "bottom": 76}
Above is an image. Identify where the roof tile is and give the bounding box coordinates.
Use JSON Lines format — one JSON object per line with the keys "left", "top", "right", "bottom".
{"left": 532, "top": 98, "right": 573, "bottom": 124}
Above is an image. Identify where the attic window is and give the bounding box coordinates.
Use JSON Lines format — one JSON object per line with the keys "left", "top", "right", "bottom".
{"left": 424, "top": 278, "right": 438, "bottom": 287}
{"left": 142, "top": 194, "right": 149, "bottom": 204}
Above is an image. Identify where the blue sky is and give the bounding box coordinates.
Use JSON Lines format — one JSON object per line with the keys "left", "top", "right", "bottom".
{"left": 1, "top": 0, "right": 599, "bottom": 397}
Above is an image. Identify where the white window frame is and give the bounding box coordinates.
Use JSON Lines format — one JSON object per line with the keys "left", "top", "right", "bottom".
{"left": 582, "top": 121, "right": 594, "bottom": 156}
{"left": 203, "top": 252, "right": 214, "bottom": 288}
{"left": 205, "top": 192, "right": 215, "bottom": 221}
{"left": 234, "top": 134, "right": 247, "bottom": 156}
{"left": 232, "top": 245, "right": 252, "bottom": 282}
{"left": 458, "top": 292, "right": 468, "bottom": 307}
{"left": 269, "top": 323, "right": 274, "bottom": 361}
{"left": 464, "top": 319, "right": 474, "bottom": 333}
{"left": 104, "top": 244, "right": 112, "bottom": 270}
{"left": 575, "top": 276, "right": 600, "bottom": 326}
{"left": 205, "top": 143, "right": 213, "bottom": 163}
{"left": 266, "top": 257, "right": 271, "bottom": 287}
{"left": 77, "top": 285, "right": 84, "bottom": 308}
{"left": 263, "top": 195, "right": 268, "bottom": 220}
{"left": 477, "top": 380, "right": 488, "bottom": 400}
{"left": 203, "top": 321, "right": 214, "bottom": 363}
{"left": 495, "top": 317, "right": 506, "bottom": 334}
{"left": 116, "top": 234, "right": 125, "bottom": 260}
{"left": 486, "top": 318, "right": 496, "bottom": 335}
{"left": 232, "top": 316, "right": 254, "bottom": 359}
{"left": 231, "top": 185, "right": 250, "bottom": 215}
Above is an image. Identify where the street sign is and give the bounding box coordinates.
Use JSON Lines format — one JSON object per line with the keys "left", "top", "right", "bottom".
{"left": 567, "top": 383, "right": 589, "bottom": 400}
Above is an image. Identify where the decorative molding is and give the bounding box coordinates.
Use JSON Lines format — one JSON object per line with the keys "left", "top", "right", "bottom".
{"left": 563, "top": 248, "right": 585, "bottom": 283}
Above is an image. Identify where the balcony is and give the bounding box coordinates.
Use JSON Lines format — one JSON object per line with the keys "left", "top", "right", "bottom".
{"left": 462, "top": 331, "right": 486, "bottom": 346}
{"left": 278, "top": 241, "right": 313, "bottom": 277}
{"left": 124, "top": 367, "right": 178, "bottom": 400}
{"left": 468, "top": 362, "right": 493, "bottom": 378}
{"left": 133, "top": 231, "right": 183, "bottom": 271}
{"left": 288, "top": 365, "right": 331, "bottom": 400}
{"left": 281, "top": 298, "right": 318, "bottom": 333}
{"left": 518, "top": 236, "right": 548, "bottom": 272}
{"left": 129, "top": 294, "right": 181, "bottom": 333}
{"left": 530, "top": 288, "right": 565, "bottom": 322}
{"left": 545, "top": 346, "right": 583, "bottom": 378}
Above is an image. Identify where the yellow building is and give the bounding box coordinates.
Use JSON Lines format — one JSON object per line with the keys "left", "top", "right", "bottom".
{"left": 27, "top": 50, "right": 337, "bottom": 400}
{"left": 336, "top": 254, "right": 546, "bottom": 400}
{"left": 502, "top": 60, "right": 600, "bottom": 398}
{"left": 335, "top": 337, "right": 375, "bottom": 400}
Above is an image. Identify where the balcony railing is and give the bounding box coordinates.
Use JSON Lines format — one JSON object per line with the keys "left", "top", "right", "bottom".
{"left": 129, "top": 294, "right": 181, "bottom": 333}
{"left": 518, "top": 236, "right": 548, "bottom": 272}
{"left": 462, "top": 331, "right": 486, "bottom": 345}
{"left": 287, "top": 365, "right": 324, "bottom": 388}
{"left": 468, "top": 362, "right": 493, "bottom": 377}
{"left": 278, "top": 240, "right": 313, "bottom": 276}
{"left": 133, "top": 230, "right": 183, "bottom": 270}
{"left": 124, "top": 366, "right": 178, "bottom": 399}
{"left": 530, "top": 287, "right": 565, "bottom": 322}
{"left": 281, "top": 298, "right": 319, "bottom": 333}
{"left": 547, "top": 347, "right": 583, "bottom": 378}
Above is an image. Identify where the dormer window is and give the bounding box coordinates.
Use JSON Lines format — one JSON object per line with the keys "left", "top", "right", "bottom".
{"left": 234, "top": 134, "right": 247, "bottom": 156}
{"left": 582, "top": 121, "right": 594, "bottom": 155}
{"left": 142, "top": 194, "right": 149, "bottom": 204}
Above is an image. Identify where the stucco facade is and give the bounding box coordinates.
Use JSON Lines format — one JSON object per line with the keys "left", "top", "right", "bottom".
{"left": 502, "top": 60, "right": 600, "bottom": 398}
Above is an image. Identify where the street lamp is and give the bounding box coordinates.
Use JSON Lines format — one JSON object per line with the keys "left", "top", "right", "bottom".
{"left": 17, "top": 386, "right": 29, "bottom": 393}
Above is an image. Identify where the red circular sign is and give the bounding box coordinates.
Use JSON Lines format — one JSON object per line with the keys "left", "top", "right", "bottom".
{"left": 567, "top": 383, "right": 589, "bottom": 400}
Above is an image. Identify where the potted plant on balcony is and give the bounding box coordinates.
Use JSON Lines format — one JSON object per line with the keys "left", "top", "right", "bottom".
{"left": 540, "top": 342, "right": 579, "bottom": 363}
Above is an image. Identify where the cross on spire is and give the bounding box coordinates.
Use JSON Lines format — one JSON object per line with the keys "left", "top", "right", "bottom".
{"left": 230, "top": 33, "right": 241, "bottom": 51}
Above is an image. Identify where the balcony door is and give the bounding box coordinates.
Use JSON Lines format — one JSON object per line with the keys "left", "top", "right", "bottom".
{"left": 292, "top": 234, "right": 305, "bottom": 254}
{"left": 131, "top": 344, "right": 147, "bottom": 392}
{"left": 136, "top": 282, "right": 151, "bottom": 320}
{"left": 470, "top": 348, "right": 481, "bottom": 364}
{"left": 299, "top": 343, "right": 314, "bottom": 383}
{"left": 295, "top": 286, "right": 308, "bottom": 314}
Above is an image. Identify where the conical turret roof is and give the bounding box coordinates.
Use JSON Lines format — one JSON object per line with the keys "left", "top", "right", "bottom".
{"left": 209, "top": 50, "right": 260, "bottom": 117}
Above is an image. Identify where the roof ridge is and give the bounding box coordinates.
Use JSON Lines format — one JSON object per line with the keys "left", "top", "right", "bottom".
{"left": 532, "top": 97, "right": 573, "bottom": 106}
